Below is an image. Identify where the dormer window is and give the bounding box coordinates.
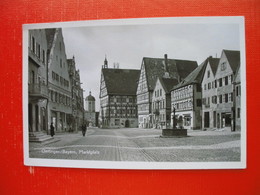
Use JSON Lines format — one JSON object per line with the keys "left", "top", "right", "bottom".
{"left": 221, "top": 62, "right": 227, "bottom": 71}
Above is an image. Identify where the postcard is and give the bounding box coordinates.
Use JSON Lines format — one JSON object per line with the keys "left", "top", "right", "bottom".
{"left": 23, "top": 16, "right": 246, "bottom": 169}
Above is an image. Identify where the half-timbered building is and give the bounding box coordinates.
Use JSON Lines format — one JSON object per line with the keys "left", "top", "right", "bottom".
{"left": 99, "top": 59, "right": 140, "bottom": 128}
{"left": 137, "top": 54, "right": 197, "bottom": 128}
{"left": 171, "top": 59, "right": 208, "bottom": 130}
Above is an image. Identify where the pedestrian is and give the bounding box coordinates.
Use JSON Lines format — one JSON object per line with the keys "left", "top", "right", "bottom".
{"left": 50, "top": 122, "right": 55, "bottom": 137}
{"left": 82, "top": 123, "right": 87, "bottom": 136}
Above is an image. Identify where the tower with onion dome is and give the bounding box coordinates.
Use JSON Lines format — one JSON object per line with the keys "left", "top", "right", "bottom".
{"left": 85, "top": 91, "right": 96, "bottom": 127}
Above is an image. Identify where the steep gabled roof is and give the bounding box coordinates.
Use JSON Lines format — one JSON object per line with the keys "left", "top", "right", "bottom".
{"left": 175, "top": 59, "right": 199, "bottom": 79}
{"left": 159, "top": 77, "right": 179, "bottom": 94}
{"left": 102, "top": 68, "right": 140, "bottom": 95}
{"left": 45, "top": 28, "right": 57, "bottom": 50}
{"left": 234, "top": 64, "right": 241, "bottom": 84}
{"left": 173, "top": 58, "right": 208, "bottom": 90}
{"left": 143, "top": 57, "right": 197, "bottom": 91}
{"left": 223, "top": 50, "right": 240, "bottom": 73}
{"left": 208, "top": 57, "right": 220, "bottom": 76}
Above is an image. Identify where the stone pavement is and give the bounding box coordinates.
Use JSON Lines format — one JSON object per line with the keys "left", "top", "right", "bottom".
{"left": 29, "top": 127, "right": 241, "bottom": 162}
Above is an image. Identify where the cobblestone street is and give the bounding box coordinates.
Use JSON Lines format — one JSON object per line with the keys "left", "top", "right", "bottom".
{"left": 29, "top": 127, "right": 241, "bottom": 162}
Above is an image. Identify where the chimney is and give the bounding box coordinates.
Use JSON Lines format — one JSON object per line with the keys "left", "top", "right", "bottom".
{"left": 164, "top": 54, "right": 168, "bottom": 72}
{"left": 163, "top": 54, "right": 170, "bottom": 78}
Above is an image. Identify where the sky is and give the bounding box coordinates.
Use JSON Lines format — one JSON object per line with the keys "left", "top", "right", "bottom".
{"left": 62, "top": 20, "right": 241, "bottom": 111}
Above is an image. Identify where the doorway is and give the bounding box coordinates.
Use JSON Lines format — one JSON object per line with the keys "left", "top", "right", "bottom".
{"left": 204, "top": 112, "right": 210, "bottom": 128}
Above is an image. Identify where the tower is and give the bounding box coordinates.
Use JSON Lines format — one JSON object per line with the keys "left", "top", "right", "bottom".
{"left": 85, "top": 91, "right": 96, "bottom": 112}
{"left": 103, "top": 56, "right": 108, "bottom": 69}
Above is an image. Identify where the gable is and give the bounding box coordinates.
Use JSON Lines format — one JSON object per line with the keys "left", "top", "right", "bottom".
{"left": 137, "top": 61, "right": 148, "bottom": 95}
{"left": 201, "top": 58, "right": 219, "bottom": 84}
{"left": 215, "top": 51, "right": 235, "bottom": 79}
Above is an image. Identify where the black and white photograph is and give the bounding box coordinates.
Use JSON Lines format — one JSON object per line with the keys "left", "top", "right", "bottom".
{"left": 23, "top": 17, "right": 246, "bottom": 169}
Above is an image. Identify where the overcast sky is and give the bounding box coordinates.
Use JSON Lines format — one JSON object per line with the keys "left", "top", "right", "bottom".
{"left": 62, "top": 21, "right": 240, "bottom": 111}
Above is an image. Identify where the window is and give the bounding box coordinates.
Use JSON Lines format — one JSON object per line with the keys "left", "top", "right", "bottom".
{"left": 229, "top": 92, "right": 233, "bottom": 102}
{"left": 207, "top": 70, "right": 210, "bottom": 78}
{"left": 229, "top": 75, "right": 233, "bottom": 83}
{"left": 42, "top": 50, "right": 45, "bottom": 64}
{"left": 32, "top": 36, "right": 35, "bottom": 53}
{"left": 55, "top": 92, "right": 58, "bottom": 102}
{"left": 31, "top": 71, "right": 35, "bottom": 83}
{"left": 225, "top": 76, "right": 228, "bottom": 85}
{"left": 204, "top": 84, "right": 207, "bottom": 90}
{"left": 162, "top": 100, "right": 165, "bottom": 109}
{"left": 219, "top": 95, "right": 222, "bottom": 103}
{"left": 50, "top": 91, "right": 53, "bottom": 101}
{"left": 36, "top": 43, "right": 40, "bottom": 58}
{"left": 202, "top": 98, "right": 206, "bottom": 105}
{"left": 160, "top": 89, "right": 162, "bottom": 96}
{"left": 236, "top": 86, "right": 241, "bottom": 96}
{"left": 237, "top": 108, "right": 241, "bottom": 118}
{"left": 215, "top": 80, "right": 217, "bottom": 88}
{"left": 60, "top": 59, "right": 62, "bottom": 68}
{"left": 196, "top": 99, "right": 202, "bottom": 107}
{"left": 115, "top": 119, "right": 120, "bottom": 125}
{"left": 197, "top": 84, "right": 201, "bottom": 92}
{"left": 223, "top": 94, "right": 228, "bottom": 103}
{"left": 208, "top": 83, "right": 211, "bottom": 90}
{"left": 219, "top": 78, "right": 222, "bottom": 87}
{"left": 221, "top": 62, "right": 227, "bottom": 71}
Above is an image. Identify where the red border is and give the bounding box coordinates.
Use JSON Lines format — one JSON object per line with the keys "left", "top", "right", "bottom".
{"left": 0, "top": 0, "right": 259, "bottom": 194}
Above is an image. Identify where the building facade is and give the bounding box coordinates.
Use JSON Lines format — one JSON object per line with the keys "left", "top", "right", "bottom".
{"left": 234, "top": 65, "right": 241, "bottom": 131}
{"left": 137, "top": 54, "right": 198, "bottom": 128}
{"left": 171, "top": 59, "right": 208, "bottom": 130}
{"left": 201, "top": 57, "right": 220, "bottom": 129}
{"left": 46, "top": 28, "right": 72, "bottom": 133}
{"left": 68, "top": 57, "right": 84, "bottom": 131}
{"left": 99, "top": 59, "right": 140, "bottom": 128}
{"left": 85, "top": 91, "right": 96, "bottom": 127}
{"left": 214, "top": 50, "right": 240, "bottom": 130}
{"left": 151, "top": 77, "right": 178, "bottom": 129}
{"left": 28, "top": 29, "right": 49, "bottom": 138}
